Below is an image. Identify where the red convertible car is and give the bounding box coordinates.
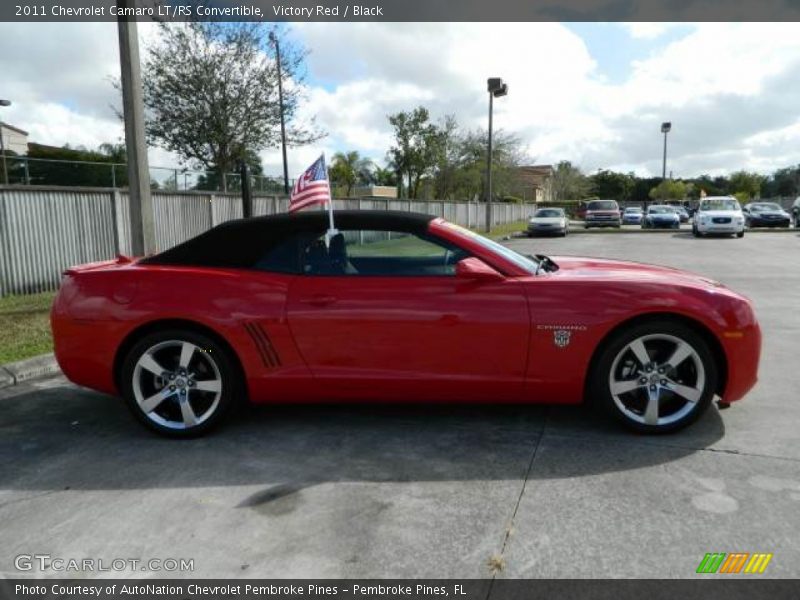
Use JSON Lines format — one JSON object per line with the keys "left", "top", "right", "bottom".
{"left": 51, "top": 211, "right": 761, "bottom": 437}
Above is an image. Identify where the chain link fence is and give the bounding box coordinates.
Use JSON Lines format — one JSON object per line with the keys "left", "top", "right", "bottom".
{"left": 0, "top": 155, "right": 293, "bottom": 193}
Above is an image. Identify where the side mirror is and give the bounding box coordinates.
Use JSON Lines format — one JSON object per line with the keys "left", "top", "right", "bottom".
{"left": 455, "top": 257, "right": 504, "bottom": 282}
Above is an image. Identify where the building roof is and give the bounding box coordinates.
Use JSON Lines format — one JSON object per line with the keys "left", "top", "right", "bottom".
{"left": 514, "top": 165, "right": 554, "bottom": 188}
{"left": 0, "top": 122, "right": 29, "bottom": 136}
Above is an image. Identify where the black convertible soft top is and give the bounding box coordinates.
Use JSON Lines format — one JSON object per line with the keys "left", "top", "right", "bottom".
{"left": 141, "top": 210, "right": 437, "bottom": 268}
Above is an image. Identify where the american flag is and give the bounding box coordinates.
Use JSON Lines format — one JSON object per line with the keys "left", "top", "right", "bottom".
{"left": 289, "top": 155, "right": 331, "bottom": 213}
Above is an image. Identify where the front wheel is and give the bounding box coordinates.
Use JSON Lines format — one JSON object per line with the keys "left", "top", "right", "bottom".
{"left": 590, "top": 321, "right": 718, "bottom": 433}
{"left": 736, "top": 231, "right": 744, "bottom": 238}
{"left": 120, "top": 329, "right": 238, "bottom": 437}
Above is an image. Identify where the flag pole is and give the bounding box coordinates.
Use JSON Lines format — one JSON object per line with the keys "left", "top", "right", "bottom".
{"left": 323, "top": 153, "right": 338, "bottom": 244}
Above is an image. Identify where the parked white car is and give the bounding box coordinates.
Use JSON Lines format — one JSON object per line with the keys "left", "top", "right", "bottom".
{"left": 692, "top": 196, "right": 745, "bottom": 238}
{"left": 527, "top": 207, "right": 569, "bottom": 237}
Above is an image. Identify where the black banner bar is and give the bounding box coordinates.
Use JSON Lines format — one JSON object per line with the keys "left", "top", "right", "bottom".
{"left": 2, "top": 580, "right": 800, "bottom": 600}
{"left": 3, "top": 0, "right": 800, "bottom": 23}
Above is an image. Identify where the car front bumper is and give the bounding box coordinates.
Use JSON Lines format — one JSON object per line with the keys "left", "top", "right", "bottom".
{"left": 697, "top": 221, "right": 744, "bottom": 233}
{"left": 645, "top": 219, "right": 679, "bottom": 228}
{"left": 748, "top": 217, "right": 790, "bottom": 227}
{"left": 528, "top": 224, "right": 566, "bottom": 235}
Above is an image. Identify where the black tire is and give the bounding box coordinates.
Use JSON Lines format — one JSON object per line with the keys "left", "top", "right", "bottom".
{"left": 736, "top": 231, "right": 744, "bottom": 238}
{"left": 590, "top": 320, "right": 718, "bottom": 434}
{"left": 120, "top": 329, "right": 239, "bottom": 438}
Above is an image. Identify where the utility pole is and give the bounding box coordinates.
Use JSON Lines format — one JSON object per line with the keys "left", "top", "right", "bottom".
{"left": 117, "top": 8, "right": 155, "bottom": 256}
{"left": 270, "top": 32, "right": 290, "bottom": 195}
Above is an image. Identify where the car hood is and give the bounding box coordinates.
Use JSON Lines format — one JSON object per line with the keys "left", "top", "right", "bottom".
{"left": 647, "top": 213, "right": 678, "bottom": 219}
{"left": 530, "top": 217, "right": 565, "bottom": 224}
{"left": 547, "top": 255, "right": 725, "bottom": 288}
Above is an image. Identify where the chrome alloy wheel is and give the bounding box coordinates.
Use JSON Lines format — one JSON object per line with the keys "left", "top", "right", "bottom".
{"left": 608, "top": 333, "right": 706, "bottom": 427}
{"left": 132, "top": 340, "right": 222, "bottom": 430}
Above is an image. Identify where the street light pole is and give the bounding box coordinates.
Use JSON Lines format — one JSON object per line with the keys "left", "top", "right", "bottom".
{"left": 270, "top": 32, "right": 290, "bottom": 196}
{"left": 485, "top": 78, "right": 508, "bottom": 233}
{"left": 0, "top": 99, "right": 10, "bottom": 185}
{"left": 486, "top": 91, "right": 494, "bottom": 232}
{"left": 661, "top": 121, "right": 671, "bottom": 180}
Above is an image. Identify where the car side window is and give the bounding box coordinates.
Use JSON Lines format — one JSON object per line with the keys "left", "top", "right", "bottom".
{"left": 253, "top": 232, "right": 319, "bottom": 274}
{"left": 301, "top": 229, "right": 468, "bottom": 277}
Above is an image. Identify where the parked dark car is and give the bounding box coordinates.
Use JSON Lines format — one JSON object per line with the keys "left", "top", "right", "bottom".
{"left": 584, "top": 199, "right": 621, "bottom": 229}
{"left": 743, "top": 202, "right": 791, "bottom": 228}
{"left": 642, "top": 205, "right": 680, "bottom": 229}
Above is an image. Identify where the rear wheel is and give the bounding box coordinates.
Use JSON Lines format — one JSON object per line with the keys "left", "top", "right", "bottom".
{"left": 120, "top": 329, "right": 238, "bottom": 437}
{"left": 591, "top": 321, "right": 718, "bottom": 433}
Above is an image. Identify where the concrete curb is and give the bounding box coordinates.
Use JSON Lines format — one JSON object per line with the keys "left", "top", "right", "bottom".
{"left": 0, "top": 353, "right": 60, "bottom": 389}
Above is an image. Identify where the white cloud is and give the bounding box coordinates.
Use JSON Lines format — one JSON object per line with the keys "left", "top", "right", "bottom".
{"left": 620, "top": 23, "right": 679, "bottom": 39}
{"left": 3, "top": 21, "right": 800, "bottom": 181}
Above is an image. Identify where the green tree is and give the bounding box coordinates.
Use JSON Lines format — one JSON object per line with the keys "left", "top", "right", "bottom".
{"left": 23, "top": 143, "right": 128, "bottom": 187}
{"left": 454, "top": 128, "right": 528, "bottom": 201}
{"left": 763, "top": 165, "right": 800, "bottom": 197}
{"left": 387, "top": 106, "right": 441, "bottom": 199}
{"left": 590, "top": 170, "right": 634, "bottom": 202}
{"left": 329, "top": 151, "right": 372, "bottom": 197}
{"left": 551, "top": 161, "right": 590, "bottom": 201}
{"left": 193, "top": 147, "right": 264, "bottom": 191}
{"left": 729, "top": 170, "right": 765, "bottom": 200}
{"left": 139, "top": 23, "right": 322, "bottom": 190}
{"left": 371, "top": 165, "right": 399, "bottom": 187}
{"left": 649, "top": 179, "right": 687, "bottom": 201}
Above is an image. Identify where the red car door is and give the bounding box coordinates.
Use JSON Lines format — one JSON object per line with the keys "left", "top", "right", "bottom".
{"left": 285, "top": 231, "right": 530, "bottom": 401}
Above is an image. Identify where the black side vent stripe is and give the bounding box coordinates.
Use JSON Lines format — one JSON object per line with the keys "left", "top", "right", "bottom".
{"left": 244, "top": 322, "right": 282, "bottom": 368}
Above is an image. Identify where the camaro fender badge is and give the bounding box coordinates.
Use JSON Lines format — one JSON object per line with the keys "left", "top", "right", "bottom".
{"left": 553, "top": 330, "right": 571, "bottom": 348}
{"left": 537, "top": 324, "right": 587, "bottom": 349}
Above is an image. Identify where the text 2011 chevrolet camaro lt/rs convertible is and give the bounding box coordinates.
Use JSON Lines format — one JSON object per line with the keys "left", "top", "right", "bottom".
{"left": 51, "top": 211, "right": 761, "bottom": 437}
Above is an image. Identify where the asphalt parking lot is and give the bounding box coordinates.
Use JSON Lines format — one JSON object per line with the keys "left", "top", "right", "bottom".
{"left": 1, "top": 231, "right": 799, "bottom": 580}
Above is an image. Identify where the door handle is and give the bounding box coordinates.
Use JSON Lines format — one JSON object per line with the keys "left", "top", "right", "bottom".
{"left": 300, "top": 295, "right": 337, "bottom": 307}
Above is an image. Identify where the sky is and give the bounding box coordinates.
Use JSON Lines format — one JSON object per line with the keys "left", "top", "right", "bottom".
{"left": 1, "top": 21, "right": 800, "bottom": 181}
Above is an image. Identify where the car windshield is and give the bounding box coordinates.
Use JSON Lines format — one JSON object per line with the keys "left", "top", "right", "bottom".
{"left": 440, "top": 222, "right": 539, "bottom": 274}
{"left": 624, "top": 207, "right": 642, "bottom": 213}
{"left": 700, "top": 199, "right": 740, "bottom": 211}
{"left": 749, "top": 203, "right": 781, "bottom": 212}
{"left": 534, "top": 209, "right": 563, "bottom": 218}
{"left": 648, "top": 207, "right": 671, "bottom": 214}
{"left": 588, "top": 201, "right": 617, "bottom": 210}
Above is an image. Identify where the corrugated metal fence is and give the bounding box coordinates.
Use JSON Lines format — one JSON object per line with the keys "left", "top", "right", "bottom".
{"left": 0, "top": 185, "right": 530, "bottom": 297}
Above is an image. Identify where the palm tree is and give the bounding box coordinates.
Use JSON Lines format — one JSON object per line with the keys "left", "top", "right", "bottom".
{"left": 330, "top": 151, "right": 372, "bottom": 197}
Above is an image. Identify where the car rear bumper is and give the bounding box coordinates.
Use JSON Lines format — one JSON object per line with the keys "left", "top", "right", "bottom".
{"left": 51, "top": 311, "right": 122, "bottom": 396}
